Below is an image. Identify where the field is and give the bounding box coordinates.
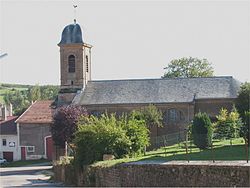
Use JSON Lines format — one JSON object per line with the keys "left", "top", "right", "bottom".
{"left": 0, "top": 83, "right": 31, "bottom": 103}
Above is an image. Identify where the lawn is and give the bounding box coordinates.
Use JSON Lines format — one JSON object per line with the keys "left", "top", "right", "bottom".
{"left": 94, "top": 137, "right": 249, "bottom": 167}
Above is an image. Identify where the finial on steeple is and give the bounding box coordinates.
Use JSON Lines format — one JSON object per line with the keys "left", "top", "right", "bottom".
{"left": 73, "top": 5, "right": 77, "bottom": 24}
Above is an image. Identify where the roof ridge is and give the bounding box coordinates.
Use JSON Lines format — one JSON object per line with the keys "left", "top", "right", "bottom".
{"left": 89, "top": 76, "right": 234, "bottom": 83}
{"left": 15, "top": 100, "right": 38, "bottom": 123}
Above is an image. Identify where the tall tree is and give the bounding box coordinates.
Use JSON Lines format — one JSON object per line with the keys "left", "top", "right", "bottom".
{"left": 191, "top": 112, "right": 213, "bottom": 149}
{"left": 28, "top": 85, "right": 41, "bottom": 103}
{"left": 162, "top": 57, "right": 214, "bottom": 78}
{"left": 131, "top": 104, "right": 163, "bottom": 128}
{"left": 235, "top": 82, "right": 250, "bottom": 145}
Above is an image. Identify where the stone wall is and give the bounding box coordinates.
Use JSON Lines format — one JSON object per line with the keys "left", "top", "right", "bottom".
{"left": 53, "top": 161, "right": 250, "bottom": 187}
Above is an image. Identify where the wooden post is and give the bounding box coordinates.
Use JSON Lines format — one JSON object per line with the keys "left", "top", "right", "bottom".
{"left": 185, "top": 130, "right": 189, "bottom": 163}
{"left": 245, "top": 139, "right": 249, "bottom": 163}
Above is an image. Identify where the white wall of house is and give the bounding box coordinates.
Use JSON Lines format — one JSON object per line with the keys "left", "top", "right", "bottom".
{"left": 0, "top": 135, "right": 19, "bottom": 161}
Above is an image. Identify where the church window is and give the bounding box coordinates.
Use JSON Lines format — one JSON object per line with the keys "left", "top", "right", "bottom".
{"left": 169, "top": 109, "right": 177, "bottom": 122}
{"left": 68, "top": 55, "right": 75, "bottom": 73}
{"left": 166, "top": 109, "right": 185, "bottom": 123}
{"left": 86, "top": 55, "right": 89, "bottom": 72}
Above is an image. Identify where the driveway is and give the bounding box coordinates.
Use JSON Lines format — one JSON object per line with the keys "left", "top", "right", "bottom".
{"left": 0, "top": 164, "right": 62, "bottom": 187}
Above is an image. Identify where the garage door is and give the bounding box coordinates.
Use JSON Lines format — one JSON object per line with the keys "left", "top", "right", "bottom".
{"left": 3, "top": 152, "right": 13, "bottom": 162}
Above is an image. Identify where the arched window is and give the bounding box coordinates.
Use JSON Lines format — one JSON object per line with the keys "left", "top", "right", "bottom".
{"left": 68, "top": 55, "right": 75, "bottom": 73}
{"left": 164, "top": 109, "right": 185, "bottom": 123}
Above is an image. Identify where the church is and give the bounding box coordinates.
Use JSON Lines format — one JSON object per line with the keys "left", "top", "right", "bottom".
{"left": 56, "top": 20, "right": 240, "bottom": 141}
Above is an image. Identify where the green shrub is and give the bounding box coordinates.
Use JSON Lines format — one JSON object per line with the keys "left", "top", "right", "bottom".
{"left": 192, "top": 112, "right": 212, "bottom": 149}
{"left": 74, "top": 114, "right": 131, "bottom": 166}
{"left": 74, "top": 113, "right": 150, "bottom": 166}
{"left": 123, "top": 114, "right": 150, "bottom": 155}
{"left": 214, "top": 107, "right": 242, "bottom": 141}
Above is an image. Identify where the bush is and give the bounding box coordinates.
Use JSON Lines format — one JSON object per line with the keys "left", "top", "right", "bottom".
{"left": 192, "top": 112, "right": 212, "bottom": 149}
{"left": 123, "top": 114, "right": 150, "bottom": 155}
{"left": 51, "top": 105, "right": 88, "bottom": 147}
{"left": 74, "top": 113, "right": 150, "bottom": 166}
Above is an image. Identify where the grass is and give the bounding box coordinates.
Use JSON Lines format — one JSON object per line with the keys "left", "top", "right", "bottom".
{"left": 0, "top": 159, "right": 51, "bottom": 168}
{"left": 94, "top": 138, "right": 249, "bottom": 167}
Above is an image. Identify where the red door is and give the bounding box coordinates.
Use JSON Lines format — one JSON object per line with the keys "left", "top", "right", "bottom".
{"left": 21, "top": 147, "right": 26, "bottom": 160}
{"left": 46, "top": 136, "right": 53, "bottom": 160}
{"left": 3, "top": 152, "right": 13, "bottom": 162}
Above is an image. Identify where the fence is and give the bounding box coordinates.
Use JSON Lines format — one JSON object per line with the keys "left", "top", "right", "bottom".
{"left": 149, "top": 131, "right": 249, "bottom": 162}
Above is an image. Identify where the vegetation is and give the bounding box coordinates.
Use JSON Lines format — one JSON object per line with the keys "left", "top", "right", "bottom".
{"left": 1, "top": 83, "right": 59, "bottom": 115}
{"left": 191, "top": 112, "right": 212, "bottom": 149}
{"left": 93, "top": 138, "right": 248, "bottom": 167}
{"left": 74, "top": 113, "right": 150, "bottom": 166}
{"left": 131, "top": 104, "right": 163, "bottom": 128}
{"left": 51, "top": 105, "right": 88, "bottom": 147}
{"left": 235, "top": 82, "right": 250, "bottom": 145}
{"left": 162, "top": 57, "right": 214, "bottom": 78}
{"left": 213, "top": 107, "right": 242, "bottom": 143}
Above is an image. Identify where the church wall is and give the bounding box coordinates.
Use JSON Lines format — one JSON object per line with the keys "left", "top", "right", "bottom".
{"left": 194, "top": 98, "right": 236, "bottom": 120}
{"left": 83, "top": 98, "right": 236, "bottom": 137}
{"left": 83, "top": 102, "right": 195, "bottom": 137}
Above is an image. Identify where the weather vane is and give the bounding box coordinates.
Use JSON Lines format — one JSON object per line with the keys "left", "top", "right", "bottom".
{"left": 73, "top": 4, "right": 77, "bottom": 24}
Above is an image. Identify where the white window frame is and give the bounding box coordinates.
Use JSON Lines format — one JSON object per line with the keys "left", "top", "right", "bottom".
{"left": 26, "top": 146, "right": 35, "bottom": 153}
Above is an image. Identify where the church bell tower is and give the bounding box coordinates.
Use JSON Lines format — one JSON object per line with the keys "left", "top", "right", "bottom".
{"left": 57, "top": 20, "right": 92, "bottom": 105}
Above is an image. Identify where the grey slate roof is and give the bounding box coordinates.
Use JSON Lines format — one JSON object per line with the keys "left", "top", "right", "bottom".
{"left": 73, "top": 76, "right": 241, "bottom": 105}
{"left": 59, "top": 23, "right": 83, "bottom": 45}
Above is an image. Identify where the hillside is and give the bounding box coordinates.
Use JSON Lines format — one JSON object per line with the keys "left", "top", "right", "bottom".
{"left": 0, "top": 83, "right": 31, "bottom": 104}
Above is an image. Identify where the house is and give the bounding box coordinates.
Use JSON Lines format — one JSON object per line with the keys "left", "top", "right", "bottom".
{"left": 15, "top": 100, "right": 54, "bottom": 160}
{"left": 56, "top": 21, "right": 240, "bottom": 144}
{"left": 0, "top": 104, "right": 19, "bottom": 162}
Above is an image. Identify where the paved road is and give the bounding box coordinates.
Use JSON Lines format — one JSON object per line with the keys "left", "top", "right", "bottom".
{"left": 0, "top": 165, "right": 62, "bottom": 187}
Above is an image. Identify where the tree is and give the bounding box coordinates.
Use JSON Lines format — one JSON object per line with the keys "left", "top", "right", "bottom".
{"left": 131, "top": 104, "right": 163, "bottom": 128}
{"left": 235, "top": 82, "right": 250, "bottom": 145}
{"left": 28, "top": 85, "right": 41, "bottom": 103}
{"left": 162, "top": 57, "right": 214, "bottom": 78}
{"left": 40, "top": 85, "right": 59, "bottom": 100}
{"left": 214, "top": 107, "right": 242, "bottom": 144}
{"left": 191, "top": 112, "right": 212, "bottom": 149}
{"left": 3, "top": 90, "right": 29, "bottom": 115}
{"left": 51, "top": 105, "right": 88, "bottom": 147}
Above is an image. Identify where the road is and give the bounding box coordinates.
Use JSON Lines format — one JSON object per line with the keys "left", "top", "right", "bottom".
{"left": 0, "top": 164, "right": 62, "bottom": 187}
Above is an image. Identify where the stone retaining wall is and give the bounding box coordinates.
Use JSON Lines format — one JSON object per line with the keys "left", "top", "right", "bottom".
{"left": 53, "top": 161, "right": 250, "bottom": 187}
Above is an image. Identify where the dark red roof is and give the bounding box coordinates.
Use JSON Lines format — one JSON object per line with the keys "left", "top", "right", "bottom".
{"left": 0, "top": 116, "right": 18, "bottom": 135}
{"left": 16, "top": 100, "right": 54, "bottom": 124}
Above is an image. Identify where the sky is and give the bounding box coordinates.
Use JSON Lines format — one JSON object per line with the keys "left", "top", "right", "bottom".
{"left": 0, "top": 0, "right": 250, "bottom": 85}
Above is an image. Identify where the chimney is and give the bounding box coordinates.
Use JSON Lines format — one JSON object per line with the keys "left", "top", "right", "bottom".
{"left": 8, "top": 103, "right": 13, "bottom": 116}
{"left": 1, "top": 106, "right": 7, "bottom": 121}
